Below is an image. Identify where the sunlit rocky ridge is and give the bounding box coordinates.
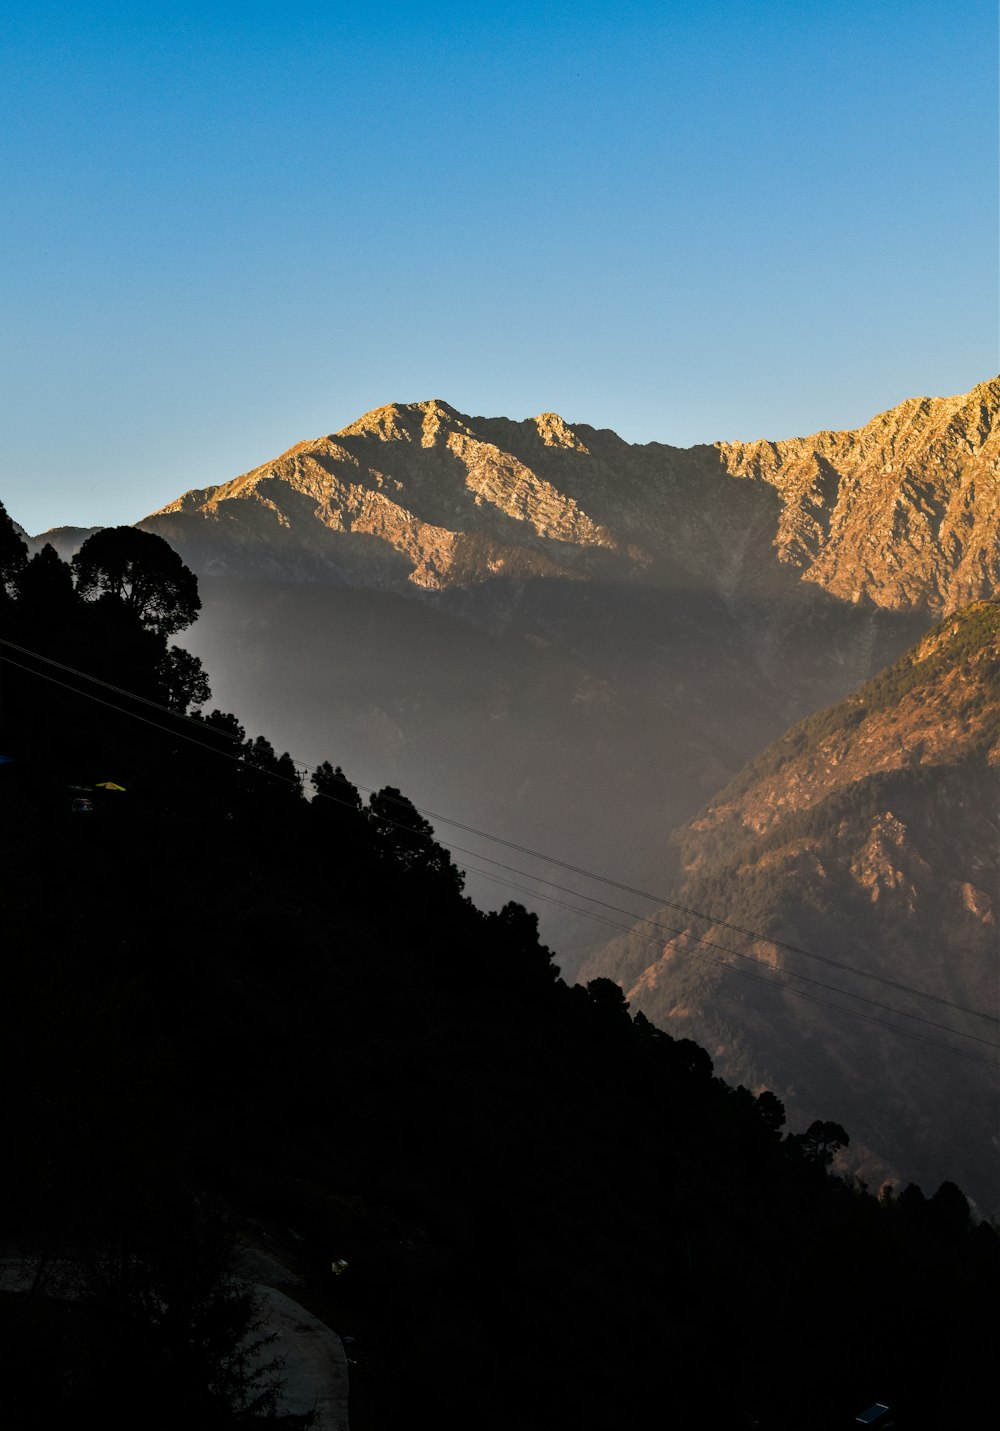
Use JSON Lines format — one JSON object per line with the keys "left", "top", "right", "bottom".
{"left": 147, "top": 378, "right": 999, "bottom": 612}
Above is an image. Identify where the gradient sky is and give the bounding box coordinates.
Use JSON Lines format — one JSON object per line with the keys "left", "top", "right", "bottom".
{"left": 1, "top": 0, "right": 997, "bottom": 534}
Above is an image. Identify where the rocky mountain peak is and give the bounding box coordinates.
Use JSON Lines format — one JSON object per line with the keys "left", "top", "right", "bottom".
{"left": 336, "top": 398, "right": 467, "bottom": 446}
{"left": 531, "top": 412, "right": 590, "bottom": 452}
{"left": 714, "top": 377, "right": 999, "bottom": 613}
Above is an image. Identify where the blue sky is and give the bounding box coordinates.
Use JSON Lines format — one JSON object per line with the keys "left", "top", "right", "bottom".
{"left": 1, "top": 0, "right": 996, "bottom": 533}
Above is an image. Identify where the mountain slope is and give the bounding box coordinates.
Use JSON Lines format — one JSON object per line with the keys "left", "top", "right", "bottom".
{"left": 580, "top": 602, "right": 1000, "bottom": 1209}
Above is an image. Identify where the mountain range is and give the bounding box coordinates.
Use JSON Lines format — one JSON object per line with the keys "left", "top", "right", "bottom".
{"left": 145, "top": 379, "right": 998, "bottom": 612}
{"left": 23, "top": 376, "right": 1000, "bottom": 1205}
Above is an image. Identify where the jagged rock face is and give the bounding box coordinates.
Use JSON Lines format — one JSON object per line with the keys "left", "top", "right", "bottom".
{"left": 145, "top": 379, "right": 1000, "bottom": 614}
{"left": 718, "top": 380, "right": 1000, "bottom": 614}
{"left": 580, "top": 603, "right": 1000, "bottom": 1211}
{"left": 147, "top": 402, "right": 625, "bottom": 591}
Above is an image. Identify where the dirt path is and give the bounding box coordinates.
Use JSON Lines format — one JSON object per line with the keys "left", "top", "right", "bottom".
{"left": 256, "top": 1284, "right": 350, "bottom": 1430}
{"left": 1, "top": 1253, "right": 351, "bottom": 1429}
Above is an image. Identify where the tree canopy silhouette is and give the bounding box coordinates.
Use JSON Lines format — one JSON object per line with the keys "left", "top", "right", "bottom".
{"left": 13, "top": 543, "right": 77, "bottom": 621}
{"left": 72, "top": 526, "right": 201, "bottom": 636}
{"left": 790, "top": 1118, "right": 850, "bottom": 1166}
{"left": 0, "top": 499, "right": 28, "bottom": 595}
{"left": 156, "top": 645, "right": 211, "bottom": 714}
{"left": 368, "top": 784, "right": 465, "bottom": 891}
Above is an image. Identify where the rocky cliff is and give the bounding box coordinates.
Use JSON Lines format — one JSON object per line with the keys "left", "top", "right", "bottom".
{"left": 717, "top": 379, "right": 999, "bottom": 614}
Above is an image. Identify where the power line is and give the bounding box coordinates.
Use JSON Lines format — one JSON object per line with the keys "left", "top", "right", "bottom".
{"left": 3, "top": 646, "right": 998, "bottom": 1063}
{"left": 365, "top": 797, "right": 1000, "bottom": 1025}
{"left": 3, "top": 634, "right": 999, "bottom": 1052}
{"left": 0, "top": 652, "right": 291, "bottom": 777}
{"left": 459, "top": 858, "right": 1000, "bottom": 1066}
{"left": 3, "top": 631, "right": 997, "bottom": 1026}
{"left": 3, "top": 632, "right": 997, "bottom": 1034}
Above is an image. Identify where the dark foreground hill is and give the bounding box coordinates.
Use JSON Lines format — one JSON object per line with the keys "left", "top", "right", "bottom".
{"left": 581, "top": 602, "right": 1000, "bottom": 1211}
{"left": 1, "top": 510, "right": 998, "bottom": 1430}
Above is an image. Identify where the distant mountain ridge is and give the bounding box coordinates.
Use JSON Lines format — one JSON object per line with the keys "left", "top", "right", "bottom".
{"left": 144, "top": 378, "right": 999, "bottom": 614}
{"left": 23, "top": 525, "right": 99, "bottom": 563}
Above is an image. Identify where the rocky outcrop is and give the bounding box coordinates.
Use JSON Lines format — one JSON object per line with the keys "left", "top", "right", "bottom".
{"left": 718, "top": 378, "right": 1000, "bottom": 614}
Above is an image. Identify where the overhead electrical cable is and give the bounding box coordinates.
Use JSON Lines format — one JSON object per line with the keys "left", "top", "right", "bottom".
{"left": 355, "top": 790, "right": 1000, "bottom": 1024}
{"left": 458, "top": 857, "right": 1000, "bottom": 1065}
{"left": 2, "top": 648, "right": 998, "bottom": 1064}
{"left": 2, "top": 635, "right": 998, "bottom": 1047}
{"left": 3, "top": 633, "right": 997, "bottom": 1028}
